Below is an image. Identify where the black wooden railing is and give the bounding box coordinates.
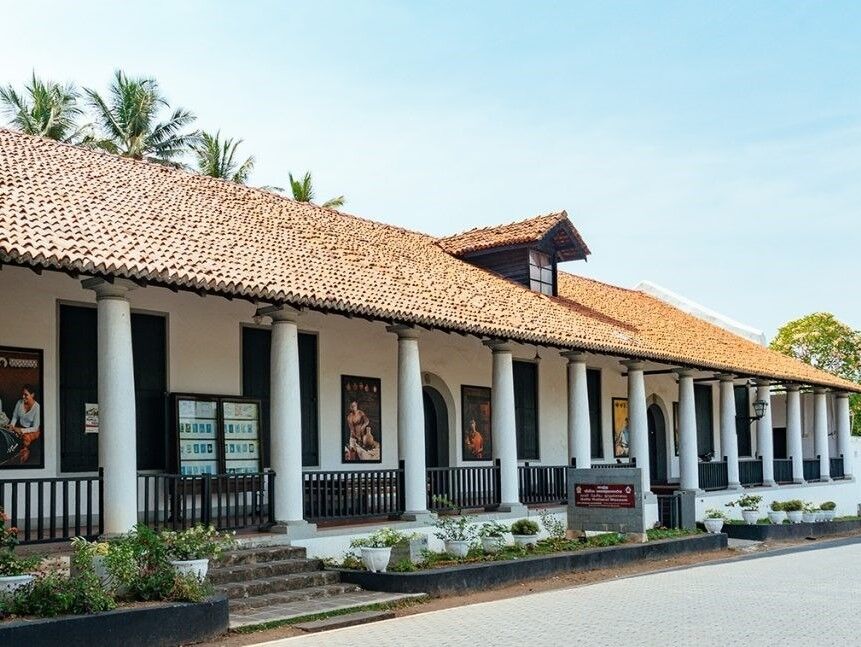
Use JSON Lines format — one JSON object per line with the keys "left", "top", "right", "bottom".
{"left": 427, "top": 462, "right": 500, "bottom": 512}
{"left": 303, "top": 467, "right": 403, "bottom": 522}
{"left": 591, "top": 458, "right": 637, "bottom": 469}
{"left": 830, "top": 455, "right": 845, "bottom": 480}
{"left": 0, "top": 470, "right": 103, "bottom": 545}
{"left": 738, "top": 458, "right": 763, "bottom": 487}
{"left": 518, "top": 464, "right": 567, "bottom": 505}
{"left": 656, "top": 492, "right": 682, "bottom": 529}
{"left": 138, "top": 471, "right": 274, "bottom": 532}
{"left": 803, "top": 458, "right": 821, "bottom": 482}
{"left": 698, "top": 460, "right": 728, "bottom": 491}
{"left": 773, "top": 458, "right": 794, "bottom": 484}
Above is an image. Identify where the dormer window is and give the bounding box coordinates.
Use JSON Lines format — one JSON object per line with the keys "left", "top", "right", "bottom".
{"left": 529, "top": 249, "right": 554, "bottom": 295}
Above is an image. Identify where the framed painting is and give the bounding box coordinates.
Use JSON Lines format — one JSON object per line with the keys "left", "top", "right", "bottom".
{"left": 612, "top": 397, "right": 629, "bottom": 459}
{"left": 0, "top": 346, "right": 45, "bottom": 469}
{"left": 342, "top": 375, "right": 382, "bottom": 463}
{"left": 461, "top": 385, "right": 491, "bottom": 461}
{"left": 673, "top": 402, "right": 680, "bottom": 456}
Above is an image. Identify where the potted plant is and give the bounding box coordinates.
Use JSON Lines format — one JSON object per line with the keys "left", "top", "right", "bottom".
{"left": 510, "top": 518, "right": 540, "bottom": 547}
{"left": 161, "top": 524, "right": 235, "bottom": 580}
{"left": 820, "top": 501, "right": 837, "bottom": 521}
{"left": 801, "top": 502, "right": 819, "bottom": 523}
{"left": 783, "top": 499, "right": 804, "bottom": 523}
{"left": 70, "top": 536, "right": 111, "bottom": 586}
{"left": 434, "top": 515, "right": 477, "bottom": 557}
{"left": 703, "top": 509, "right": 727, "bottom": 534}
{"left": 351, "top": 528, "right": 410, "bottom": 572}
{"left": 727, "top": 494, "right": 762, "bottom": 525}
{"left": 478, "top": 521, "right": 509, "bottom": 553}
{"left": 0, "top": 508, "right": 40, "bottom": 593}
{"left": 767, "top": 501, "right": 787, "bottom": 525}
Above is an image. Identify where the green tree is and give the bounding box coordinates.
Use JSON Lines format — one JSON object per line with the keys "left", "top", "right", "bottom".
{"left": 0, "top": 73, "right": 87, "bottom": 142}
{"left": 770, "top": 312, "right": 861, "bottom": 434}
{"left": 84, "top": 70, "right": 197, "bottom": 165}
{"left": 287, "top": 171, "right": 345, "bottom": 209}
{"left": 193, "top": 131, "right": 254, "bottom": 184}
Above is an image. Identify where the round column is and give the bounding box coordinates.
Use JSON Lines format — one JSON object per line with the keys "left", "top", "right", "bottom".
{"left": 269, "top": 308, "right": 304, "bottom": 523}
{"left": 563, "top": 351, "right": 590, "bottom": 468}
{"left": 785, "top": 385, "right": 805, "bottom": 483}
{"left": 387, "top": 325, "right": 428, "bottom": 518}
{"left": 485, "top": 340, "right": 520, "bottom": 510}
{"left": 85, "top": 279, "right": 138, "bottom": 535}
{"left": 718, "top": 374, "right": 741, "bottom": 489}
{"left": 756, "top": 381, "right": 776, "bottom": 487}
{"left": 677, "top": 369, "right": 699, "bottom": 491}
{"left": 622, "top": 360, "right": 650, "bottom": 494}
{"left": 835, "top": 392, "right": 853, "bottom": 477}
{"left": 813, "top": 387, "right": 831, "bottom": 481}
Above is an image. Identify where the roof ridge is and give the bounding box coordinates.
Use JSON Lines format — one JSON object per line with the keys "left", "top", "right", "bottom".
{"left": 438, "top": 210, "right": 567, "bottom": 241}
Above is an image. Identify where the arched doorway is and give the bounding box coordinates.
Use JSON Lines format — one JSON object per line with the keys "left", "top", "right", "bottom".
{"left": 647, "top": 403, "right": 668, "bottom": 485}
{"left": 423, "top": 386, "right": 450, "bottom": 468}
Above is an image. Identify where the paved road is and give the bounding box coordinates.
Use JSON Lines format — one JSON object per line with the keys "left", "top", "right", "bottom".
{"left": 258, "top": 539, "right": 861, "bottom": 647}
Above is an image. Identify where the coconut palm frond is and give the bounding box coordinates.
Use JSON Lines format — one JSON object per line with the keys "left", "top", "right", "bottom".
{"left": 194, "top": 130, "right": 255, "bottom": 183}
{"left": 321, "top": 195, "right": 345, "bottom": 209}
{"left": 0, "top": 73, "right": 86, "bottom": 142}
{"left": 289, "top": 171, "right": 315, "bottom": 203}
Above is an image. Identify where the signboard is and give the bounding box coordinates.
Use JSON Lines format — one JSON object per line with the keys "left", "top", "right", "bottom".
{"left": 574, "top": 483, "right": 635, "bottom": 509}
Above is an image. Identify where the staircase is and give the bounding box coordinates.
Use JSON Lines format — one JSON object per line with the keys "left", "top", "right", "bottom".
{"left": 210, "top": 542, "right": 418, "bottom": 629}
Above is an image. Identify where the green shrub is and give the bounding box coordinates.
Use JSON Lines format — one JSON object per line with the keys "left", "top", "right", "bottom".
{"left": 434, "top": 515, "right": 478, "bottom": 543}
{"left": 538, "top": 510, "right": 566, "bottom": 539}
{"left": 510, "top": 519, "right": 540, "bottom": 536}
{"left": 160, "top": 525, "right": 235, "bottom": 561}
{"left": 782, "top": 499, "right": 803, "bottom": 512}
{"left": 478, "top": 521, "right": 509, "bottom": 538}
{"left": 5, "top": 571, "right": 115, "bottom": 617}
{"left": 770, "top": 501, "right": 783, "bottom": 512}
{"left": 821, "top": 501, "right": 836, "bottom": 511}
{"left": 350, "top": 528, "right": 414, "bottom": 549}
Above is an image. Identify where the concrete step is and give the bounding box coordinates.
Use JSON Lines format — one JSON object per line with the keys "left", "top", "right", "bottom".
{"left": 227, "top": 583, "right": 363, "bottom": 612}
{"left": 293, "top": 609, "right": 396, "bottom": 633}
{"left": 209, "top": 558, "right": 323, "bottom": 585}
{"left": 216, "top": 569, "right": 341, "bottom": 599}
{"left": 216, "top": 545, "right": 307, "bottom": 567}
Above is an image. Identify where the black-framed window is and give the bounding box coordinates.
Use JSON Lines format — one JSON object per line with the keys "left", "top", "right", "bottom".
{"left": 513, "top": 360, "right": 539, "bottom": 460}
{"left": 528, "top": 249, "right": 554, "bottom": 295}
{"left": 694, "top": 383, "right": 714, "bottom": 455}
{"left": 59, "top": 303, "right": 167, "bottom": 473}
{"left": 587, "top": 368, "right": 603, "bottom": 459}
{"left": 241, "top": 326, "right": 319, "bottom": 467}
{"left": 734, "top": 385, "right": 752, "bottom": 456}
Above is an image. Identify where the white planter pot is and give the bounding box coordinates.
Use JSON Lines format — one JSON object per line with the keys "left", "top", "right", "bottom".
{"left": 512, "top": 534, "right": 538, "bottom": 548}
{"left": 767, "top": 511, "right": 787, "bottom": 524}
{"left": 0, "top": 574, "right": 34, "bottom": 593}
{"left": 92, "top": 555, "right": 111, "bottom": 587}
{"left": 481, "top": 536, "right": 504, "bottom": 553}
{"left": 170, "top": 558, "right": 210, "bottom": 580}
{"left": 360, "top": 547, "right": 392, "bottom": 573}
{"left": 801, "top": 512, "right": 818, "bottom": 523}
{"left": 741, "top": 510, "right": 760, "bottom": 525}
{"left": 787, "top": 510, "right": 803, "bottom": 523}
{"left": 823, "top": 510, "right": 836, "bottom": 521}
{"left": 444, "top": 540, "right": 471, "bottom": 558}
{"left": 703, "top": 518, "right": 724, "bottom": 534}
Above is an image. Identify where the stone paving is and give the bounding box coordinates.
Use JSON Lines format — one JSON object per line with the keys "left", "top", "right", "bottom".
{"left": 258, "top": 539, "right": 861, "bottom": 646}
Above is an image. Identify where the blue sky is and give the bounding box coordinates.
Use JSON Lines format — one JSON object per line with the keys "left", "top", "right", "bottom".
{"left": 2, "top": 1, "right": 859, "bottom": 336}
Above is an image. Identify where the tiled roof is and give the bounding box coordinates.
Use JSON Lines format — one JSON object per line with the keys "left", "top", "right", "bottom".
{"left": 556, "top": 273, "right": 860, "bottom": 392}
{"left": 437, "top": 211, "right": 590, "bottom": 261}
{"left": 0, "top": 129, "right": 856, "bottom": 392}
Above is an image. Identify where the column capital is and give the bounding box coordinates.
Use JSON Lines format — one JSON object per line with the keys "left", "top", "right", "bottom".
{"left": 256, "top": 304, "right": 300, "bottom": 323}
{"left": 835, "top": 391, "right": 850, "bottom": 400}
{"left": 716, "top": 373, "right": 736, "bottom": 382}
{"left": 754, "top": 378, "right": 774, "bottom": 388}
{"left": 784, "top": 383, "right": 801, "bottom": 392}
{"left": 81, "top": 277, "right": 137, "bottom": 300}
{"left": 620, "top": 359, "right": 644, "bottom": 371}
{"left": 561, "top": 350, "right": 588, "bottom": 363}
{"left": 674, "top": 368, "right": 696, "bottom": 379}
{"left": 483, "top": 339, "right": 514, "bottom": 353}
{"left": 386, "top": 324, "right": 420, "bottom": 340}
{"left": 813, "top": 386, "right": 829, "bottom": 395}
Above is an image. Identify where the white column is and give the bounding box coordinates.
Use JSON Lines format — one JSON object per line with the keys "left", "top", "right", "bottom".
{"left": 718, "top": 374, "right": 741, "bottom": 489}
{"left": 756, "top": 381, "right": 777, "bottom": 487}
{"left": 267, "top": 306, "right": 312, "bottom": 532}
{"left": 677, "top": 369, "right": 699, "bottom": 491}
{"left": 835, "top": 392, "right": 853, "bottom": 478}
{"left": 785, "top": 385, "right": 805, "bottom": 483}
{"left": 621, "top": 360, "right": 650, "bottom": 494}
{"left": 83, "top": 278, "right": 138, "bottom": 535}
{"left": 813, "top": 387, "right": 831, "bottom": 481}
{"left": 387, "top": 325, "right": 429, "bottom": 519}
{"left": 484, "top": 340, "right": 523, "bottom": 512}
{"left": 563, "top": 351, "right": 590, "bottom": 468}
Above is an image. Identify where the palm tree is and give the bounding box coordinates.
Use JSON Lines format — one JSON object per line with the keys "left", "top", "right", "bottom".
{"left": 193, "top": 131, "right": 254, "bottom": 183}
{"left": 0, "top": 73, "right": 87, "bottom": 142}
{"left": 287, "top": 171, "right": 345, "bottom": 209}
{"left": 84, "top": 70, "right": 198, "bottom": 165}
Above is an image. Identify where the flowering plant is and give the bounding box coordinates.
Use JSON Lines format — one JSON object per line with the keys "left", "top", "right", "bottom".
{"left": 160, "top": 525, "right": 235, "bottom": 561}
{"left": 0, "top": 507, "right": 39, "bottom": 576}
{"left": 1, "top": 508, "right": 19, "bottom": 551}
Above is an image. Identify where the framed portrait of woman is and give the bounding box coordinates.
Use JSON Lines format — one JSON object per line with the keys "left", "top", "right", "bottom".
{"left": 0, "top": 346, "right": 44, "bottom": 469}
{"left": 461, "top": 385, "right": 491, "bottom": 461}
